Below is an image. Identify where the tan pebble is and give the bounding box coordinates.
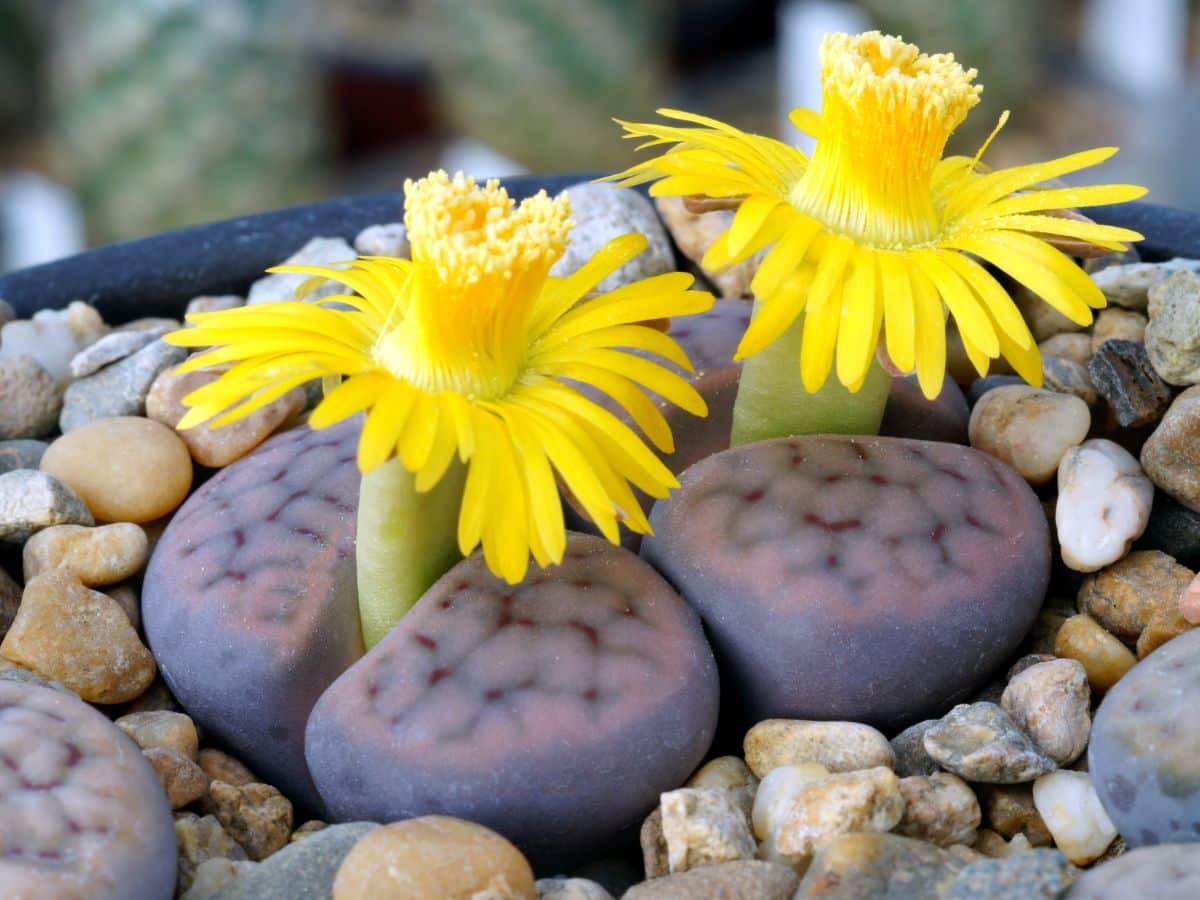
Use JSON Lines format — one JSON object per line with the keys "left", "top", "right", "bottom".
{"left": 197, "top": 748, "right": 257, "bottom": 786}
{"left": 115, "top": 710, "right": 199, "bottom": 758}
{"left": 535, "top": 876, "right": 614, "bottom": 900}
{"left": 41, "top": 416, "right": 192, "bottom": 522}
{"left": 22, "top": 522, "right": 148, "bottom": 586}
{"left": 179, "top": 858, "right": 248, "bottom": 900}
{"left": 895, "top": 773, "right": 981, "bottom": 847}
{"left": 174, "top": 812, "right": 249, "bottom": 894}
{"left": 1000, "top": 659, "right": 1091, "bottom": 765}
{"left": 290, "top": 820, "right": 328, "bottom": 843}
{"left": 1091, "top": 308, "right": 1147, "bottom": 353}
{"left": 201, "top": 780, "right": 293, "bottom": 862}
{"left": 640, "top": 807, "right": 668, "bottom": 880}
{"left": 744, "top": 719, "right": 893, "bottom": 778}
{"left": 660, "top": 787, "right": 755, "bottom": 873}
{"left": 145, "top": 746, "right": 210, "bottom": 808}
{"left": 1039, "top": 333, "right": 1093, "bottom": 366}
{"left": 653, "top": 195, "right": 757, "bottom": 298}
{"left": 332, "top": 816, "right": 536, "bottom": 900}
{"left": 1013, "top": 283, "right": 1086, "bottom": 342}
{"left": 0, "top": 570, "right": 155, "bottom": 702}
{"left": 1180, "top": 572, "right": 1200, "bottom": 625}
{"left": 1077, "top": 550, "right": 1194, "bottom": 642}
{"left": 685, "top": 755, "right": 758, "bottom": 820}
{"left": 973, "top": 829, "right": 1035, "bottom": 858}
{"left": 1136, "top": 603, "right": 1195, "bottom": 657}
{"left": 979, "top": 784, "right": 1054, "bottom": 846}
{"left": 968, "top": 386, "right": 1090, "bottom": 485}
{"left": 147, "top": 368, "right": 305, "bottom": 467}
{"left": 1054, "top": 614, "right": 1137, "bottom": 693}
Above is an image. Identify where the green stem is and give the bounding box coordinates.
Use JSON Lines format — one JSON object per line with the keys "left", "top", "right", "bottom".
{"left": 730, "top": 306, "right": 892, "bottom": 446}
{"left": 356, "top": 457, "right": 467, "bottom": 648}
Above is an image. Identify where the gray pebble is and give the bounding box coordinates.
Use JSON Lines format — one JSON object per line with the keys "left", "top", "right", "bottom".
{"left": 0, "top": 439, "right": 47, "bottom": 474}
{"left": 1043, "top": 356, "right": 1099, "bottom": 406}
{"left": 69, "top": 327, "right": 169, "bottom": 379}
{"left": 1088, "top": 339, "right": 1172, "bottom": 428}
{"left": 353, "top": 223, "right": 409, "bottom": 258}
{"left": 186, "top": 295, "right": 244, "bottom": 317}
{"left": 1065, "top": 843, "right": 1200, "bottom": 899}
{"left": 923, "top": 703, "right": 1057, "bottom": 784}
{"left": 890, "top": 719, "right": 941, "bottom": 777}
{"left": 247, "top": 237, "right": 356, "bottom": 306}
{"left": 1146, "top": 269, "right": 1200, "bottom": 386}
{"left": 0, "top": 356, "right": 61, "bottom": 439}
{"left": 947, "top": 847, "right": 1075, "bottom": 899}
{"left": 0, "top": 469, "right": 93, "bottom": 542}
{"left": 59, "top": 340, "right": 187, "bottom": 432}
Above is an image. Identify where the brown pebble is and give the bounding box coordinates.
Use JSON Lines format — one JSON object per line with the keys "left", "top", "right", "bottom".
{"left": 198, "top": 747, "right": 257, "bottom": 786}
{"left": 1136, "top": 603, "right": 1195, "bottom": 658}
{"left": 1077, "top": 550, "right": 1194, "bottom": 643}
{"left": 201, "top": 780, "right": 293, "bottom": 861}
{"left": 291, "top": 820, "right": 328, "bottom": 843}
{"left": 145, "top": 746, "right": 210, "bottom": 808}
{"left": 115, "top": 710, "right": 200, "bottom": 758}
{"left": 174, "top": 812, "right": 248, "bottom": 894}
{"left": 40, "top": 416, "right": 192, "bottom": 522}
{"left": 1054, "top": 614, "right": 1137, "bottom": 693}
{"left": 1180, "top": 572, "right": 1200, "bottom": 625}
{"left": 22, "top": 522, "right": 148, "bottom": 586}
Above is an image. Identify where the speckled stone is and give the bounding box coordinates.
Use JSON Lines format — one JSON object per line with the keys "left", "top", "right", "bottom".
{"left": 69, "top": 327, "right": 169, "bottom": 378}
{"left": 795, "top": 833, "right": 964, "bottom": 897}
{"left": 879, "top": 374, "right": 970, "bottom": 444}
{"left": 923, "top": 703, "right": 1056, "bottom": 784}
{"left": 890, "top": 719, "right": 941, "bottom": 777}
{"left": 1142, "top": 386, "right": 1200, "bottom": 513}
{"left": 1090, "top": 628, "right": 1200, "bottom": 847}
{"left": 0, "top": 680, "right": 176, "bottom": 899}
{"left": 641, "top": 436, "right": 1050, "bottom": 731}
{"left": 624, "top": 860, "right": 798, "bottom": 900}
{"left": 946, "top": 848, "right": 1075, "bottom": 900}
{"left": 59, "top": 340, "right": 187, "bottom": 432}
{"left": 306, "top": 534, "right": 718, "bottom": 869}
{"left": 968, "top": 386, "right": 1090, "bottom": 485}
{"left": 1065, "top": 844, "right": 1200, "bottom": 899}
{"left": 0, "top": 469, "right": 93, "bottom": 542}
{"left": 1091, "top": 308, "right": 1147, "bottom": 353}
{"left": 143, "top": 421, "right": 362, "bottom": 811}
{"left": 0, "top": 355, "right": 61, "bottom": 439}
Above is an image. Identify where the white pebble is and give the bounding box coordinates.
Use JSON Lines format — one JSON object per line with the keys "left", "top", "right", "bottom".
{"left": 1032, "top": 770, "right": 1117, "bottom": 865}
{"left": 1056, "top": 439, "right": 1154, "bottom": 572}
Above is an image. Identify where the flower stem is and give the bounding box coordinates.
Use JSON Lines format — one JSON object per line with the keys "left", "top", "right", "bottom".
{"left": 730, "top": 307, "right": 891, "bottom": 446}
{"left": 355, "top": 457, "right": 467, "bottom": 648}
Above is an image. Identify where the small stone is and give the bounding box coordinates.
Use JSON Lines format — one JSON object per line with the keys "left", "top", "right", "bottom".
{"left": 22, "top": 522, "right": 148, "bottom": 586}
{"left": 115, "top": 317, "right": 180, "bottom": 335}
{"left": 979, "top": 784, "right": 1054, "bottom": 846}
{"left": 186, "top": 295, "right": 244, "bottom": 317}
{"left": 146, "top": 367, "right": 305, "bottom": 467}
{"left": 0, "top": 570, "right": 156, "bottom": 703}
{"left": 966, "top": 374, "right": 1025, "bottom": 405}
{"left": 625, "top": 860, "right": 798, "bottom": 900}
{"left": 59, "top": 339, "right": 187, "bottom": 432}
{"left": 1008, "top": 653, "right": 1057, "bottom": 680}
{"left": 0, "top": 355, "right": 61, "bottom": 439}
{"left": 145, "top": 746, "right": 210, "bottom": 808}
{"left": 1135, "top": 601, "right": 1194, "bottom": 658}
{"left": 248, "top": 237, "right": 357, "bottom": 305}
{"left": 353, "top": 222, "right": 409, "bottom": 258}
{"left": 1077, "top": 549, "right": 1194, "bottom": 641}
{"left": 1090, "top": 258, "right": 1200, "bottom": 310}
{"left": 974, "top": 829, "right": 1035, "bottom": 858}
{"left": 684, "top": 756, "right": 757, "bottom": 819}
{"left": 751, "top": 763, "right": 832, "bottom": 867}
{"left": 1180, "top": 572, "right": 1200, "bottom": 624}
{"left": 290, "top": 820, "right": 327, "bottom": 843}
{"left": 536, "top": 876, "right": 614, "bottom": 899}
{"left": 1088, "top": 339, "right": 1172, "bottom": 428}
{"left": 795, "top": 833, "right": 964, "bottom": 898}
{"left": 0, "top": 469, "right": 93, "bottom": 542}
{"left": 1056, "top": 441, "right": 1154, "bottom": 572}
{"left": 115, "top": 710, "right": 199, "bottom": 758}
{"left": 890, "top": 719, "right": 941, "bottom": 777}
{"left": 182, "top": 858, "right": 249, "bottom": 899}
{"left": 1032, "top": 770, "right": 1117, "bottom": 865}
{"left": 660, "top": 787, "right": 755, "bottom": 873}
{"left": 0, "top": 302, "right": 105, "bottom": 385}
{"left": 1142, "top": 385, "right": 1200, "bottom": 513}
{"left": 743, "top": 719, "right": 894, "bottom": 778}
{"left": 640, "top": 807, "right": 667, "bottom": 879}
{"left": 1001, "top": 659, "right": 1091, "bottom": 765}
{"left": 1144, "top": 270, "right": 1200, "bottom": 385}
{"left": 331, "top": 816, "right": 535, "bottom": 899}
{"left": 40, "top": 416, "right": 193, "bottom": 522}
{"left": 198, "top": 748, "right": 257, "bottom": 787}
{"left": 946, "top": 848, "right": 1075, "bottom": 900}
{"left": 896, "top": 772, "right": 981, "bottom": 847}
{"left": 1012, "top": 284, "right": 1083, "bottom": 341}
{"left": 1042, "top": 356, "right": 1098, "bottom": 405}
{"left": 654, "top": 195, "right": 757, "bottom": 297}
{"left": 1054, "top": 614, "right": 1138, "bottom": 693}
{"left": 175, "top": 812, "right": 250, "bottom": 895}
{"left": 923, "top": 702, "right": 1057, "bottom": 783}
{"left": 0, "top": 439, "right": 46, "bottom": 473}
{"left": 1039, "top": 333, "right": 1093, "bottom": 366}
{"left": 1067, "top": 844, "right": 1200, "bottom": 900}
{"left": 115, "top": 673, "right": 177, "bottom": 715}
{"left": 69, "top": 327, "right": 169, "bottom": 378}
{"left": 1091, "top": 307, "right": 1147, "bottom": 353}
{"left": 969, "top": 385, "right": 1090, "bottom": 485}
{"left": 202, "top": 780, "right": 293, "bottom": 862}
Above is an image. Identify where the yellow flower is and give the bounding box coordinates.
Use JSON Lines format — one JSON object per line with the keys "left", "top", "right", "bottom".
{"left": 607, "top": 31, "right": 1147, "bottom": 398}
{"left": 165, "top": 170, "right": 713, "bottom": 583}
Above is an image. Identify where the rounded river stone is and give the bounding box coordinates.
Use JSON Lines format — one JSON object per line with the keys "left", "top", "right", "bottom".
{"left": 1090, "top": 627, "right": 1200, "bottom": 847}
{"left": 0, "top": 680, "right": 176, "bottom": 898}
{"left": 641, "top": 435, "right": 1051, "bottom": 731}
{"left": 305, "top": 533, "right": 719, "bottom": 870}
{"left": 143, "top": 420, "right": 362, "bottom": 812}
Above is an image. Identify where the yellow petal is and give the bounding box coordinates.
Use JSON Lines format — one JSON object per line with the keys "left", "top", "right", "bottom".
{"left": 878, "top": 251, "right": 915, "bottom": 374}
{"left": 836, "top": 249, "right": 880, "bottom": 389}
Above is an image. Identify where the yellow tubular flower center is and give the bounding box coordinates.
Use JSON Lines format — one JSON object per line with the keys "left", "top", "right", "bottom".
{"left": 376, "top": 171, "right": 573, "bottom": 398}
{"left": 792, "top": 31, "right": 981, "bottom": 247}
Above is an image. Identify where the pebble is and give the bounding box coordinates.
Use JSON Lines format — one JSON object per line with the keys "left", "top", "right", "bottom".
{"left": 0, "top": 438, "right": 46, "bottom": 473}
{"left": 1042, "top": 356, "right": 1098, "bottom": 405}
{"left": 1032, "top": 770, "right": 1117, "bottom": 864}
{"left": 1145, "top": 269, "right": 1200, "bottom": 385}
{"left": 895, "top": 772, "right": 981, "bottom": 847}
{"left": 1088, "top": 339, "right": 1172, "bottom": 428}
{"left": 549, "top": 183, "right": 674, "bottom": 292}
{"left": 795, "top": 833, "right": 964, "bottom": 898}
{"left": 69, "top": 326, "right": 170, "bottom": 378}
{"left": 659, "top": 787, "right": 755, "bottom": 873}
{"left": 115, "top": 710, "right": 200, "bottom": 758}
{"left": 0, "top": 567, "right": 17, "bottom": 640}
{"left": 979, "top": 783, "right": 1054, "bottom": 846}
{"left": 1012, "top": 283, "right": 1083, "bottom": 341}
{"left": 965, "top": 374, "right": 1024, "bottom": 405}
{"left": 0, "top": 301, "right": 105, "bottom": 385}
{"left": 1066, "top": 844, "right": 1200, "bottom": 899}
{"left": 182, "top": 858, "right": 248, "bottom": 899}
{"left": 969, "top": 385, "right": 1090, "bottom": 485}
{"left": 923, "top": 702, "right": 1057, "bottom": 783}
{"left": 0, "top": 680, "right": 177, "bottom": 899}
{"left": 1039, "top": 333, "right": 1093, "bottom": 366}
{"left": 22, "top": 521, "right": 148, "bottom": 586}
{"left": 625, "top": 860, "right": 798, "bottom": 900}
{"left": 0, "top": 570, "right": 156, "bottom": 703}
{"left": 186, "top": 294, "right": 244, "bottom": 317}
{"left": 751, "top": 763, "right": 833, "bottom": 867}
{"left": 945, "top": 848, "right": 1075, "bottom": 900}
{"left": 353, "top": 222, "right": 409, "bottom": 258}
{"left": 1181, "top": 572, "right": 1200, "bottom": 624}
{"left": 1090, "top": 258, "right": 1200, "bottom": 310}
{"left": 291, "top": 821, "right": 328, "bottom": 842}
{"left": 331, "top": 816, "right": 535, "bottom": 900}
{"left": 0, "top": 355, "right": 61, "bottom": 439}
{"left": 974, "top": 829, "right": 1036, "bottom": 858}
{"left": 0, "top": 469, "right": 93, "bottom": 542}
{"left": 1142, "top": 385, "right": 1200, "bottom": 512}
{"left": 1077, "top": 549, "right": 1193, "bottom": 642}
{"left": 247, "top": 237, "right": 357, "bottom": 305}
{"left": 59, "top": 339, "right": 187, "bottom": 431}
{"left": 145, "top": 745, "right": 209, "bottom": 808}
{"left": 536, "top": 877, "right": 614, "bottom": 900}
{"left": 202, "top": 780, "right": 293, "bottom": 861}
{"left": 685, "top": 755, "right": 757, "bottom": 818}
{"left": 41, "top": 416, "right": 193, "bottom": 522}
{"left": 146, "top": 367, "right": 305, "bottom": 467}
{"left": 1056, "top": 440, "right": 1154, "bottom": 572}
{"left": 1136, "top": 490, "right": 1200, "bottom": 568}
{"left": 198, "top": 748, "right": 257, "bottom": 787}
{"left": 890, "top": 719, "right": 941, "bottom": 777}
{"left": 1089, "top": 628, "right": 1200, "bottom": 847}
{"left": 1008, "top": 652, "right": 1057, "bottom": 680}
{"left": 654, "top": 195, "right": 757, "bottom": 297}
{"left": 1090, "top": 307, "right": 1147, "bottom": 352}
{"left": 1001, "top": 659, "right": 1091, "bottom": 765}
{"left": 1054, "top": 614, "right": 1138, "bottom": 693}
{"left": 743, "top": 719, "right": 894, "bottom": 778}
{"left": 640, "top": 807, "right": 668, "bottom": 879}
{"left": 174, "top": 812, "right": 250, "bottom": 895}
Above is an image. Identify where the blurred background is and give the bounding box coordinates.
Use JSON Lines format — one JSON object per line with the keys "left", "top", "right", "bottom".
{"left": 2, "top": 0, "right": 1199, "bottom": 271}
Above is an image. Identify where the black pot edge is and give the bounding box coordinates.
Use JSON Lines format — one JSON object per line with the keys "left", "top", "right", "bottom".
{"left": 0, "top": 180, "right": 1188, "bottom": 323}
